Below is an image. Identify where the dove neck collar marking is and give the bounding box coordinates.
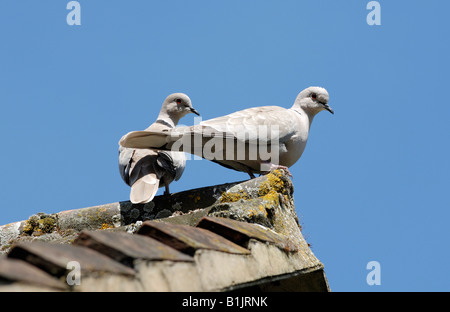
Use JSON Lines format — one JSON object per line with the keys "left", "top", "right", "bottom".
{"left": 292, "top": 108, "right": 303, "bottom": 116}
{"left": 292, "top": 108, "right": 314, "bottom": 127}
{"left": 155, "top": 119, "right": 174, "bottom": 128}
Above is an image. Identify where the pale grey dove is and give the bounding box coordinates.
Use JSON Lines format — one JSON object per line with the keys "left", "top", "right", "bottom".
{"left": 118, "top": 93, "right": 199, "bottom": 204}
{"left": 119, "top": 87, "right": 332, "bottom": 178}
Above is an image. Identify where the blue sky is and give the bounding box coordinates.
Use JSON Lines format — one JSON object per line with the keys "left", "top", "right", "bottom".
{"left": 0, "top": 1, "right": 449, "bottom": 291}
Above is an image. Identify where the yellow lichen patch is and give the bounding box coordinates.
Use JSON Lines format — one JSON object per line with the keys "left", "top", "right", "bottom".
{"left": 101, "top": 223, "right": 114, "bottom": 230}
{"left": 22, "top": 214, "right": 56, "bottom": 235}
{"left": 38, "top": 217, "right": 56, "bottom": 233}
{"left": 262, "top": 189, "right": 280, "bottom": 204}
{"left": 22, "top": 219, "right": 36, "bottom": 235}
{"left": 260, "top": 190, "right": 280, "bottom": 212}
{"left": 220, "top": 189, "right": 250, "bottom": 203}
{"left": 258, "top": 170, "right": 286, "bottom": 197}
{"left": 248, "top": 205, "right": 268, "bottom": 218}
{"left": 257, "top": 203, "right": 269, "bottom": 216}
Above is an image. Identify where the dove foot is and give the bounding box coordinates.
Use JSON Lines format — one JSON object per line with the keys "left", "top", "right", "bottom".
{"left": 265, "top": 164, "right": 293, "bottom": 178}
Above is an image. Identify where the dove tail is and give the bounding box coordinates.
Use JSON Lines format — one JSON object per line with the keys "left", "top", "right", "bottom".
{"left": 129, "top": 173, "right": 160, "bottom": 204}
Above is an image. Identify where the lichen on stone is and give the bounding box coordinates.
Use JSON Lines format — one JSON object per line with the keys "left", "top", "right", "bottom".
{"left": 209, "top": 170, "right": 295, "bottom": 230}
{"left": 38, "top": 216, "right": 56, "bottom": 233}
{"left": 22, "top": 213, "right": 57, "bottom": 236}
{"left": 209, "top": 201, "right": 271, "bottom": 228}
{"left": 220, "top": 189, "right": 250, "bottom": 203}
{"left": 101, "top": 223, "right": 114, "bottom": 230}
{"left": 257, "top": 170, "right": 287, "bottom": 197}
{"left": 22, "top": 216, "right": 38, "bottom": 235}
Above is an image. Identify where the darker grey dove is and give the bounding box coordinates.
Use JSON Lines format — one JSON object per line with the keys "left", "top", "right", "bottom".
{"left": 119, "top": 93, "right": 199, "bottom": 203}
{"left": 119, "top": 87, "right": 332, "bottom": 178}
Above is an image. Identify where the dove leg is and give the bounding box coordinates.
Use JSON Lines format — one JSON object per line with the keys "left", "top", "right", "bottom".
{"left": 244, "top": 167, "right": 256, "bottom": 179}
{"left": 164, "top": 178, "right": 171, "bottom": 195}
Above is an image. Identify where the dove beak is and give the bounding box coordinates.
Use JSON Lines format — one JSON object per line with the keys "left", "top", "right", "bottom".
{"left": 190, "top": 107, "right": 200, "bottom": 116}
{"left": 323, "top": 104, "right": 334, "bottom": 115}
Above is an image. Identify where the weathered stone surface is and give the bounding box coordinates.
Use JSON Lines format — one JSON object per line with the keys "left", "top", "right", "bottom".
{"left": 57, "top": 203, "right": 122, "bottom": 232}
{"left": 194, "top": 239, "right": 324, "bottom": 291}
{"left": 74, "top": 273, "right": 142, "bottom": 292}
{"left": 134, "top": 260, "right": 202, "bottom": 292}
{"left": 0, "top": 221, "right": 24, "bottom": 254}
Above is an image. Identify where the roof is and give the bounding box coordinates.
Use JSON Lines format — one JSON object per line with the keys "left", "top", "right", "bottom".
{"left": 0, "top": 170, "right": 330, "bottom": 292}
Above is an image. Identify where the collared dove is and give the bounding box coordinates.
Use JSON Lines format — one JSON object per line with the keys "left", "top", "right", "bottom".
{"left": 119, "top": 93, "right": 199, "bottom": 204}
{"left": 119, "top": 87, "right": 332, "bottom": 178}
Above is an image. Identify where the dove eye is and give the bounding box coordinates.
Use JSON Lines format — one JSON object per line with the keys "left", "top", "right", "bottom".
{"left": 311, "top": 93, "right": 317, "bottom": 100}
{"left": 176, "top": 99, "right": 182, "bottom": 104}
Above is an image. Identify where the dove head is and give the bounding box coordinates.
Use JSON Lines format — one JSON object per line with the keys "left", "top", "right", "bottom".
{"left": 162, "top": 93, "right": 199, "bottom": 118}
{"left": 158, "top": 93, "right": 200, "bottom": 127}
{"left": 293, "top": 86, "right": 333, "bottom": 116}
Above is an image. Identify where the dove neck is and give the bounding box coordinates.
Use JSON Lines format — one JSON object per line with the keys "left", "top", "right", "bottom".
{"left": 155, "top": 111, "right": 180, "bottom": 128}
{"left": 292, "top": 107, "right": 314, "bottom": 130}
{"left": 304, "top": 111, "right": 316, "bottom": 129}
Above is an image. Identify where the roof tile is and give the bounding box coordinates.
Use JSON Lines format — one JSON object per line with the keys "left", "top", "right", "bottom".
{"left": 196, "top": 216, "right": 298, "bottom": 251}
{"left": 0, "top": 256, "right": 67, "bottom": 290}
{"left": 8, "top": 241, "right": 135, "bottom": 277}
{"left": 137, "top": 220, "right": 250, "bottom": 256}
{"left": 74, "top": 230, "right": 193, "bottom": 266}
